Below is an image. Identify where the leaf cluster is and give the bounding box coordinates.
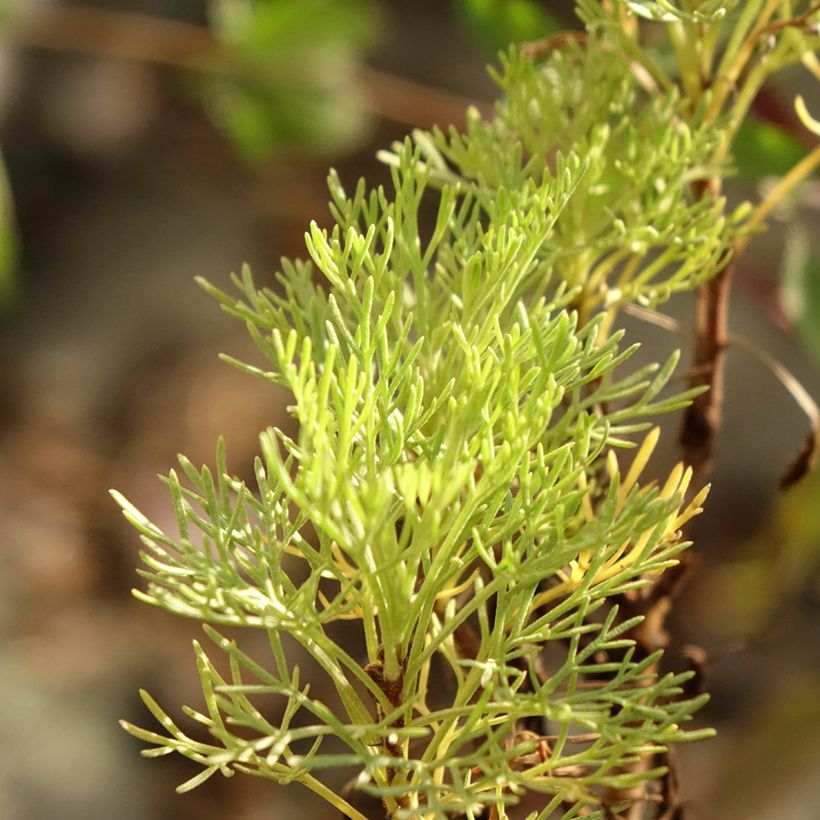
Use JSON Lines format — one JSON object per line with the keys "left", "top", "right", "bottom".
{"left": 387, "top": 41, "right": 739, "bottom": 328}
{"left": 115, "top": 3, "right": 820, "bottom": 817}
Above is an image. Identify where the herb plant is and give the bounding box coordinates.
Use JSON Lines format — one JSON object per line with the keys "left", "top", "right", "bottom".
{"left": 114, "top": 2, "right": 820, "bottom": 817}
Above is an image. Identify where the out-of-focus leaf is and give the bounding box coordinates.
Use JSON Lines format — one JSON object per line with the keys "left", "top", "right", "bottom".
{"left": 711, "top": 679, "right": 820, "bottom": 818}
{"left": 214, "top": 0, "right": 377, "bottom": 56}
{"left": 0, "top": 152, "right": 16, "bottom": 305}
{"left": 456, "top": 0, "right": 560, "bottom": 53}
{"left": 694, "top": 455, "right": 820, "bottom": 636}
{"left": 205, "top": 62, "right": 369, "bottom": 161}
{"left": 780, "top": 226, "right": 820, "bottom": 364}
{"left": 732, "top": 117, "right": 806, "bottom": 181}
{"left": 204, "top": 0, "right": 380, "bottom": 161}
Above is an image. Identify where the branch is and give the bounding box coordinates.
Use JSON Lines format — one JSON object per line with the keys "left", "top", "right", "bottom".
{"left": 679, "top": 178, "right": 732, "bottom": 487}
{"left": 681, "top": 139, "right": 820, "bottom": 485}
{"left": 727, "top": 333, "right": 820, "bottom": 487}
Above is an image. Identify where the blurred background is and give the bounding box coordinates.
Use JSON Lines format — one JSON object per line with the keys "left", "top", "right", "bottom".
{"left": 0, "top": 1, "right": 818, "bottom": 818}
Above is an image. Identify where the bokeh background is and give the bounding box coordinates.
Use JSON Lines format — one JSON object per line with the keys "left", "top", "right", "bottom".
{"left": 0, "top": 2, "right": 819, "bottom": 818}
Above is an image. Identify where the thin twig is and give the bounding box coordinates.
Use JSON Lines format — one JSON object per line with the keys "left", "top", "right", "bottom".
{"left": 727, "top": 332, "right": 820, "bottom": 487}
{"left": 359, "top": 67, "right": 493, "bottom": 129}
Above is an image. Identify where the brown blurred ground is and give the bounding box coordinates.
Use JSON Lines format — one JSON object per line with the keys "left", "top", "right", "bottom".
{"left": 1, "top": 3, "right": 819, "bottom": 819}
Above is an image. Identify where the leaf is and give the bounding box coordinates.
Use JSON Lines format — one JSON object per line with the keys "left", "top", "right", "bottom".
{"left": 202, "top": 0, "right": 381, "bottom": 160}
{"left": 116, "top": 13, "right": 743, "bottom": 811}
{"left": 213, "top": 0, "right": 378, "bottom": 54}
{"left": 732, "top": 117, "right": 806, "bottom": 181}
{"left": 176, "top": 765, "right": 221, "bottom": 793}
{"left": 618, "top": 0, "right": 735, "bottom": 22}
{"left": 208, "top": 83, "right": 370, "bottom": 162}
{"left": 456, "top": 0, "right": 561, "bottom": 53}
{"left": 780, "top": 227, "right": 820, "bottom": 365}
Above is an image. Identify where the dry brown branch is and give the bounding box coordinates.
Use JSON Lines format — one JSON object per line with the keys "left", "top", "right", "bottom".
{"left": 679, "top": 178, "right": 733, "bottom": 488}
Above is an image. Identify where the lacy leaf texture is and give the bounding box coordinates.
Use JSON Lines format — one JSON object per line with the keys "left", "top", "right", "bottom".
{"left": 114, "top": 11, "right": 753, "bottom": 820}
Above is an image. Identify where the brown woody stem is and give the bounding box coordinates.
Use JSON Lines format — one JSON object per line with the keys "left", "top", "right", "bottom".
{"left": 679, "top": 178, "right": 732, "bottom": 487}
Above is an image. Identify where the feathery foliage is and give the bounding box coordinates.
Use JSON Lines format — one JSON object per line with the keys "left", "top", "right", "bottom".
{"left": 115, "top": 2, "right": 820, "bottom": 817}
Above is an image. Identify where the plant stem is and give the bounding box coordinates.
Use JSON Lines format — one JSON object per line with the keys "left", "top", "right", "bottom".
{"left": 683, "top": 126, "right": 820, "bottom": 485}
{"left": 669, "top": 20, "right": 701, "bottom": 103}
{"left": 681, "top": 4, "right": 820, "bottom": 484}
{"left": 679, "top": 179, "right": 732, "bottom": 487}
{"left": 704, "top": 0, "right": 782, "bottom": 125}
{"left": 713, "top": 0, "right": 766, "bottom": 84}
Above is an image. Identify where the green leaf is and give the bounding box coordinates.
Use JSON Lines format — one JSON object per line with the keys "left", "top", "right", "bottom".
{"left": 617, "top": 0, "right": 736, "bottom": 22}
{"left": 456, "top": 0, "right": 561, "bottom": 53}
{"left": 732, "top": 117, "right": 807, "bottom": 181}
{"left": 212, "top": 0, "right": 378, "bottom": 54}
{"left": 780, "top": 227, "right": 820, "bottom": 364}
{"left": 114, "top": 6, "right": 798, "bottom": 810}
{"left": 202, "top": 0, "right": 381, "bottom": 160}
{"left": 176, "top": 765, "right": 222, "bottom": 793}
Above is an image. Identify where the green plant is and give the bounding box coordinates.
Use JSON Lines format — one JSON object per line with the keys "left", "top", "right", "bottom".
{"left": 114, "top": 2, "right": 820, "bottom": 817}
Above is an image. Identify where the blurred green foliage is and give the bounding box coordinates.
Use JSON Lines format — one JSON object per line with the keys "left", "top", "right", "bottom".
{"left": 733, "top": 117, "right": 807, "bottom": 181}
{"left": 716, "top": 677, "right": 820, "bottom": 817}
{"left": 700, "top": 461, "right": 820, "bottom": 636}
{"left": 455, "top": 0, "right": 560, "bottom": 53}
{"left": 0, "top": 154, "right": 16, "bottom": 304}
{"left": 204, "top": 0, "right": 380, "bottom": 161}
{"left": 781, "top": 227, "right": 820, "bottom": 365}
